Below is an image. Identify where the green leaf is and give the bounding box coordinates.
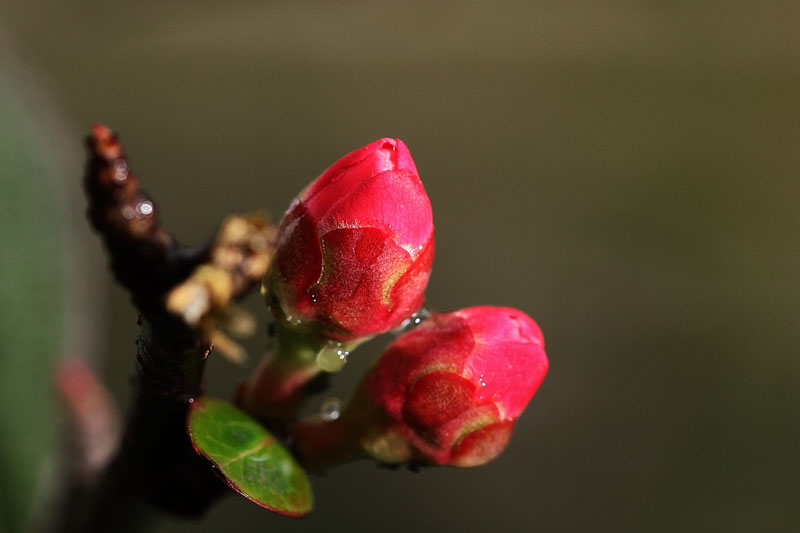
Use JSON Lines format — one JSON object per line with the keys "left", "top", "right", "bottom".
{"left": 187, "top": 396, "right": 313, "bottom": 517}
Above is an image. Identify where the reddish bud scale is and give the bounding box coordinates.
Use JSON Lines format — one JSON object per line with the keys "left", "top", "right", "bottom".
{"left": 268, "top": 138, "right": 434, "bottom": 342}
{"left": 362, "top": 306, "right": 548, "bottom": 467}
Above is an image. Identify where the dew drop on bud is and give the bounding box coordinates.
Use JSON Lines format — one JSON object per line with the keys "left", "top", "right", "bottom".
{"left": 316, "top": 343, "right": 349, "bottom": 372}
{"left": 319, "top": 397, "right": 341, "bottom": 421}
{"left": 391, "top": 307, "right": 432, "bottom": 336}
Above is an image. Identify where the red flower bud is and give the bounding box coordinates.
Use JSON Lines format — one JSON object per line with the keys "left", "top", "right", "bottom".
{"left": 360, "top": 306, "right": 548, "bottom": 467}
{"left": 267, "top": 138, "right": 434, "bottom": 342}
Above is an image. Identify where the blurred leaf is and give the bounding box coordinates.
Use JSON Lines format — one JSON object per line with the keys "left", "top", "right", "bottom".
{"left": 187, "top": 396, "right": 313, "bottom": 517}
{"left": 0, "top": 74, "right": 63, "bottom": 530}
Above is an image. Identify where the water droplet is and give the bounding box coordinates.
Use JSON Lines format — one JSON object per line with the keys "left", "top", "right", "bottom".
{"left": 112, "top": 159, "right": 128, "bottom": 182}
{"left": 319, "top": 397, "right": 341, "bottom": 421}
{"left": 310, "top": 292, "right": 318, "bottom": 303}
{"left": 135, "top": 201, "right": 153, "bottom": 218}
{"left": 316, "top": 343, "right": 349, "bottom": 372}
{"left": 121, "top": 205, "right": 135, "bottom": 220}
{"left": 280, "top": 313, "right": 303, "bottom": 329}
{"left": 479, "top": 374, "right": 487, "bottom": 387}
{"left": 391, "top": 307, "right": 431, "bottom": 335}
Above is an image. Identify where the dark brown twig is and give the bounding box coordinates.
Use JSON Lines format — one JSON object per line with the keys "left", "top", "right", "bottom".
{"left": 61, "top": 124, "right": 275, "bottom": 533}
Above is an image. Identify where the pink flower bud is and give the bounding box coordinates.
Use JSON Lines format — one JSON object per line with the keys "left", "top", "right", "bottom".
{"left": 360, "top": 306, "right": 548, "bottom": 467}
{"left": 267, "top": 138, "right": 434, "bottom": 342}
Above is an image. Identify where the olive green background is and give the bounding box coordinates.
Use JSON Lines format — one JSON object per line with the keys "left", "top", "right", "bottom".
{"left": 1, "top": 1, "right": 798, "bottom": 532}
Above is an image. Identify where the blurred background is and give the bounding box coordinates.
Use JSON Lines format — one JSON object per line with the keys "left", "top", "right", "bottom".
{"left": 1, "top": 1, "right": 799, "bottom": 532}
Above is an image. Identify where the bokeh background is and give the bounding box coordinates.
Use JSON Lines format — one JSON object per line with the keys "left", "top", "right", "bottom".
{"left": 1, "top": 1, "right": 799, "bottom": 532}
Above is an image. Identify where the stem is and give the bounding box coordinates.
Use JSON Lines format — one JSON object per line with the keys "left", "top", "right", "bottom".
{"left": 58, "top": 124, "right": 273, "bottom": 533}
{"left": 291, "top": 417, "right": 366, "bottom": 473}
{"left": 63, "top": 319, "right": 225, "bottom": 533}
{"left": 289, "top": 382, "right": 382, "bottom": 472}
{"left": 239, "top": 322, "right": 325, "bottom": 423}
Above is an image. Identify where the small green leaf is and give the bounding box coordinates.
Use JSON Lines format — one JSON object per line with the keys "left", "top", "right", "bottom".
{"left": 187, "top": 396, "right": 313, "bottom": 517}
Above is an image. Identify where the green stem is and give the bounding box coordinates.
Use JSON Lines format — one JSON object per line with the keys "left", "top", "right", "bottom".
{"left": 240, "top": 322, "right": 325, "bottom": 423}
